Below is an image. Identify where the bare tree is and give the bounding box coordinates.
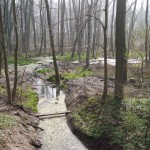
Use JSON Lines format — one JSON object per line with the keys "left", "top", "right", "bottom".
{"left": 45, "top": 0, "right": 60, "bottom": 85}
{"left": 86, "top": 1, "right": 92, "bottom": 68}
{"left": 0, "top": 5, "right": 12, "bottom": 103}
{"left": 114, "top": 0, "right": 126, "bottom": 100}
{"left": 102, "top": 0, "right": 109, "bottom": 99}
{"left": 110, "top": 0, "right": 116, "bottom": 57}
{"left": 127, "top": 0, "right": 137, "bottom": 54}
{"left": 60, "top": 0, "right": 65, "bottom": 56}
{"left": 145, "top": 0, "right": 149, "bottom": 65}
{"left": 12, "top": 0, "right": 19, "bottom": 100}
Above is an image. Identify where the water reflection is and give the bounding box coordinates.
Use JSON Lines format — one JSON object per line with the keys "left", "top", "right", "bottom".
{"left": 36, "top": 78, "right": 61, "bottom": 100}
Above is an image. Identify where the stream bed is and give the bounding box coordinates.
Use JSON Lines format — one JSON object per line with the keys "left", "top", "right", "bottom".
{"left": 35, "top": 78, "right": 87, "bottom": 150}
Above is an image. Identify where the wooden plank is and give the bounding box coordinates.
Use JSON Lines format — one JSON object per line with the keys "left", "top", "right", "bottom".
{"left": 36, "top": 110, "right": 71, "bottom": 117}
{"left": 39, "top": 114, "right": 66, "bottom": 120}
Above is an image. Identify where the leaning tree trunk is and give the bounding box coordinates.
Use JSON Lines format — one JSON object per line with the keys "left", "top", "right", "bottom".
{"left": 45, "top": 0, "right": 60, "bottom": 86}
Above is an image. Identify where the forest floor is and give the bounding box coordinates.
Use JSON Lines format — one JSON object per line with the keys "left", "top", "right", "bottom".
{"left": 35, "top": 60, "right": 150, "bottom": 150}
{"left": 0, "top": 56, "right": 150, "bottom": 150}
{"left": 0, "top": 72, "right": 41, "bottom": 150}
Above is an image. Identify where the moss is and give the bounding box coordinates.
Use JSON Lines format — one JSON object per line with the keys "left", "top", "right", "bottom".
{"left": 23, "top": 89, "right": 38, "bottom": 113}
{"left": 47, "top": 75, "right": 56, "bottom": 82}
{"left": 64, "top": 67, "right": 94, "bottom": 80}
{"left": 72, "top": 95, "right": 150, "bottom": 149}
{"left": 0, "top": 113, "right": 17, "bottom": 129}
{"left": 37, "top": 68, "right": 54, "bottom": 74}
{"left": 0, "top": 85, "right": 6, "bottom": 95}
{"left": 128, "top": 51, "right": 145, "bottom": 59}
{"left": 56, "top": 51, "right": 101, "bottom": 62}
{"left": 8, "top": 57, "right": 39, "bottom": 66}
{"left": 59, "top": 81, "right": 68, "bottom": 89}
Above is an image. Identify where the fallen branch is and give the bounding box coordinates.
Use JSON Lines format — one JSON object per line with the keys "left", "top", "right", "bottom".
{"left": 36, "top": 110, "right": 71, "bottom": 117}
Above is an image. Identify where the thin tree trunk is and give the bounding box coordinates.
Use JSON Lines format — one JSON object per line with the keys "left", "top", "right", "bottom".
{"left": 12, "top": 0, "right": 19, "bottom": 100}
{"left": 31, "top": 0, "right": 37, "bottom": 50}
{"left": 39, "top": 0, "right": 44, "bottom": 54}
{"left": 45, "top": 0, "right": 60, "bottom": 85}
{"left": 0, "top": 5, "right": 12, "bottom": 103}
{"left": 92, "top": 7, "right": 97, "bottom": 58}
{"left": 60, "top": 0, "right": 65, "bottom": 56}
{"left": 86, "top": 3, "right": 92, "bottom": 68}
{"left": 102, "top": 0, "right": 108, "bottom": 99}
{"left": 110, "top": 0, "right": 116, "bottom": 57}
{"left": 145, "top": 0, "right": 149, "bottom": 65}
{"left": 58, "top": 0, "right": 60, "bottom": 53}
{"left": 127, "top": 0, "right": 137, "bottom": 54}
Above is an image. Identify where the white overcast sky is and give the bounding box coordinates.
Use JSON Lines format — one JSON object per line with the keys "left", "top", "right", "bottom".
{"left": 51, "top": 0, "right": 146, "bottom": 10}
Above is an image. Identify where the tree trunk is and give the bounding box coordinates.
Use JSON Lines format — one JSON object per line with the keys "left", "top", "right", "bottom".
{"left": 110, "top": 0, "right": 116, "bottom": 57}
{"left": 127, "top": 0, "right": 137, "bottom": 54}
{"left": 60, "top": 0, "right": 65, "bottom": 56}
{"left": 45, "top": 0, "right": 60, "bottom": 86}
{"left": 114, "top": 0, "right": 126, "bottom": 100}
{"left": 86, "top": 3, "right": 92, "bottom": 68}
{"left": 31, "top": 0, "right": 37, "bottom": 50}
{"left": 102, "top": 0, "right": 108, "bottom": 100}
{"left": 12, "top": 0, "right": 19, "bottom": 100}
{"left": 145, "top": 0, "right": 149, "bottom": 65}
{"left": 0, "top": 5, "right": 12, "bottom": 103}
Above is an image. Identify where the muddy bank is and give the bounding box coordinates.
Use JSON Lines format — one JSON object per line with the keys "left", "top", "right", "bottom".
{"left": 65, "top": 77, "right": 122, "bottom": 150}
{"left": 0, "top": 70, "right": 41, "bottom": 150}
{"left": 0, "top": 101, "right": 41, "bottom": 150}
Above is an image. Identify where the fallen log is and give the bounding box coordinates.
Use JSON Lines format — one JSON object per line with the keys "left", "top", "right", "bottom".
{"left": 36, "top": 110, "right": 71, "bottom": 117}
{"left": 39, "top": 114, "right": 66, "bottom": 120}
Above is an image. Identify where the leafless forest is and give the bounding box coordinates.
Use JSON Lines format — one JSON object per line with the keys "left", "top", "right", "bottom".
{"left": 0, "top": 0, "right": 150, "bottom": 150}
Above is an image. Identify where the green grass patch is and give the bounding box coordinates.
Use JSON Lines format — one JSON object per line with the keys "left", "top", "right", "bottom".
{"left": 56, "top": 51, "right": 101, "bottom": 62}
{"left": 72, "top": 96, "right": 150, "bottom": 149}
{"left": 128, "top": 50, "right": 145, "bottom": 59}
{"left": 37, "top": 68, "right": 54, "bottom": 74}
{"left": 23, "top": 89, "right": 38, "bottom": 113}
{"left": 0, "top": 113, "right": 17, "bottom": 129}
{"left": 0, "top": 85, "right": 6, "bottom": 95}
{"left": 47, "top": 75, "right": 56, "bottom": 82}
{"left": 8, "top": 57, "right": 39, "bottom": 66}
{"left": 64, "top": 67, "right": 94, "bottom": 80}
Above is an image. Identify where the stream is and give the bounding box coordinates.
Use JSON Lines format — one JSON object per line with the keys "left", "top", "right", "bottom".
{"left": 17, "top": 56, "right": 142, "bottom": 150}
{"left": 35, "top": 78, "right": 87, "bottom": 150}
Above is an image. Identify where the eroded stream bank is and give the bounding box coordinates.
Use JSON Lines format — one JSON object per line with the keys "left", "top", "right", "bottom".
{"left": 35, "top": 78, "right": 87, "bottom": 150}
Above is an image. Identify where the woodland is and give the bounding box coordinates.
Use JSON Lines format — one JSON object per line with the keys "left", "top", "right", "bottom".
{"left": 0, "top": 0, "right": 150, "bottom": 150}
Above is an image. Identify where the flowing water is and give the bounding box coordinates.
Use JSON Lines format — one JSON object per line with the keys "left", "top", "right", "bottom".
{"left": 17, "top": 56, "right": 141, "bottom": 150}
{"left": 35, "top": 78, "right": 87, "bottom": 150}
